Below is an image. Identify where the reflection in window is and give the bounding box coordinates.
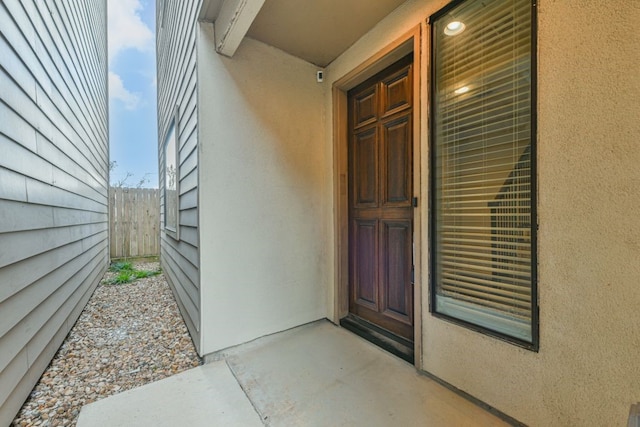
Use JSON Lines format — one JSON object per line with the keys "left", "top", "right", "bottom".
{"left": 164, "top": 122, "right": 178, "bottom": 233}
{"left": 430, "top": 0, "right": 536, "bottom": 345}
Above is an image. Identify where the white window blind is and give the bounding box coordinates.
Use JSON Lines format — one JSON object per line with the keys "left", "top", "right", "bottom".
{"left": 432, "top": 0, "right": 534, "bottom": 342}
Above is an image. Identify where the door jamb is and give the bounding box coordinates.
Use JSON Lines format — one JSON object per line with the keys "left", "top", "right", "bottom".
{"left": 332, "top": 25, "right": 423, "bottom": 369}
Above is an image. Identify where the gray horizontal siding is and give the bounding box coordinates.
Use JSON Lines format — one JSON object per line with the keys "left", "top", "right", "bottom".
{"left": 157, "top": 0, "right": 201, "bottom": 353}
{"left": 0, "top": 0, "right": 108, "bottom": 424}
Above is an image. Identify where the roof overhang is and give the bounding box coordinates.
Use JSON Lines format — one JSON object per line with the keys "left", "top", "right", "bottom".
{"left": 200, "top": 0, "right": 266, "bottom": 57}
{"left": 199, "top": 0, "right": 408, "bottom": 66}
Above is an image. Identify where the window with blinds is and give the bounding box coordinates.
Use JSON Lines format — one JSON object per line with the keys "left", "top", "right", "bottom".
{"left": 430, "top": 0, "right": 536, "bottom": 344}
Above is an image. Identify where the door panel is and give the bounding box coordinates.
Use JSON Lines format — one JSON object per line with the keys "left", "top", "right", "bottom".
{"left": 383, "top": 116, "right": 412, "bottom": 206}
{"left": 353, "top": 219, "right": 378, "bottom": 310}
{"left": 348, "top": 54, "right": 414, "bottom": 342}
{"left": 353, "top": 88, "right": 377, "bottom": 128}
{"left": 381, "top": 220, "right": 412, "bottom": 325}
{"left": 353, "top": 128, "right": 378, "bottom": 207}
{"left": 381, "top": 67, "right": 412, "bottom": 115}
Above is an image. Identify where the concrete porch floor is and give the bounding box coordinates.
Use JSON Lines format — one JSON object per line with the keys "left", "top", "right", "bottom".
{"left": 77, "top": 321, "right": 511, "bottom": 426}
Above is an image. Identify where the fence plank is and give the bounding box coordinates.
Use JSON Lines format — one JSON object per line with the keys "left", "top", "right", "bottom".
{"left": 109, "top": 188, "right": 115, "bottom": 258}
{"left": 151, "top": 190, "right": 159, "bottom": 255}
{"left": 109, "top": 187, "right": 160, "bottom": 259}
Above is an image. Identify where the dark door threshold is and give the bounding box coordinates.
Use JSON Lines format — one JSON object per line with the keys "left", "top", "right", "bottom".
{"left": 340, "top": 315, "right": 414, "bottom": 364}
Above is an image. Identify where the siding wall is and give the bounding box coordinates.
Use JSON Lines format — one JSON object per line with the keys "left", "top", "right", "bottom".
{"left": 157, "top": 0, "right": 201, "bottom": 353}
{"left": 0, "top": 0, "right": 108, "bottom": 424}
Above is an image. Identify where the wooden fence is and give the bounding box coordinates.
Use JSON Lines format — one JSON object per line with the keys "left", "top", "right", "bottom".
{"left": 109, "top": 187, "right": 160, "bottom": 259}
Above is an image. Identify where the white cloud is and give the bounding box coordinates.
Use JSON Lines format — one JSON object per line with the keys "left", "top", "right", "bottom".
{"left": 108, "top": 0, "right": 153, "bottom": 61}
{"left": 109, "top": 71, "right": 141, "bottom": 110}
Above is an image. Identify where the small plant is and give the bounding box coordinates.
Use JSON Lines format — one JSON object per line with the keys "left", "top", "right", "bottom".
{"left": 134, "top": 270, "right": 154, "bottom": 279}
{"left": 113, "top": 272, "right": 134, "bottom": 284}
{"left": 104, "top": 262, "right": 160, "bottom": 285}
{"left": 110, "top": 262, "right": 133, "bottom": 272}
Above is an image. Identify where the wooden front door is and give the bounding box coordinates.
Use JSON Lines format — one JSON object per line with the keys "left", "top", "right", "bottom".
{"left": 348, "top": 54, "right": 414, "bottom": 341}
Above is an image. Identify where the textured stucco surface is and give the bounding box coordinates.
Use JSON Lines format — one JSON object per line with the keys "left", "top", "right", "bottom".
{"left": 533, "top": 0, "right": 640, "bottom": 424}
{"left": 197, "top": 26, "right": 328, "bottom": 354}
{"left": 325, "top": 0, "right": 640, "bottom": 425}
{"left": 423, "top": 1, "right": 640, "bottom": 425}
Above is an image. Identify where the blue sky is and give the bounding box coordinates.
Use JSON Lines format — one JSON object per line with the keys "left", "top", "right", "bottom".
{"left": 108, "top": 0, "right": 157, "bottom": 188}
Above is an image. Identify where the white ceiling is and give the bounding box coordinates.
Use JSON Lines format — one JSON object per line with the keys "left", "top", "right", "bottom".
{"left": 245, "top": 0, "right": 409, "bottom": 67}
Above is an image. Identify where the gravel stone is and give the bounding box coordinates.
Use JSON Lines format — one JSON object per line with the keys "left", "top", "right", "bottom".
{"left": 11, "top": 261, "right": 202, "bottom": 427}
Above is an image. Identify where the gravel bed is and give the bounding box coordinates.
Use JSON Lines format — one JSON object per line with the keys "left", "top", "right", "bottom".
{"left": 12, "top": 261, "right": 202, "bottom": 427}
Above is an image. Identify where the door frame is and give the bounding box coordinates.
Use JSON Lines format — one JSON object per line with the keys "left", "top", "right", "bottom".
{"left": 332, "top": 25, "right": 424, "bottom": 369}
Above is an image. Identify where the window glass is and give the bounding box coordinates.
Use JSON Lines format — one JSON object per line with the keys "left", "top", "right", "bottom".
{"left": 164, "top": 122, "right": 178, "bottom": 233}
{"left": 431, "top": 0, "right": 535, "bottom": 344}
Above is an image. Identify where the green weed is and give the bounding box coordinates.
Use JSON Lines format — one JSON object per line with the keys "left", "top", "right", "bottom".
{"left": 110, "top": 261, "right": 133, "bottom": 272}
{"left": 113, "top": 272, "right": 134, "bottom": 284}
{"left": 134, "top": 270, "right": 159, "bottom": 279}
{"left": 104, "top": 262, "right": 160, "bottom": 285}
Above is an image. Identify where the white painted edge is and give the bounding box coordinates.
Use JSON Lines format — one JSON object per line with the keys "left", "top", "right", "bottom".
{"left": 214, "top": 0, "right": 265, "bottom": 57}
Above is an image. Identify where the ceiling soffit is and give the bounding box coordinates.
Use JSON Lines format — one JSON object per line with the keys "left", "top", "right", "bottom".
{"left": 245, "top": 0, "right": 408, "bottom": 67}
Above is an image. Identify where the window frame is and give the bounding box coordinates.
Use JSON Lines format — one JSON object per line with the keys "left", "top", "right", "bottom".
{"left": 163, "top": 107, "right": 180, "bottom": 240}
{"left": 428, "top": 0, "right": 539, "bottom": 350}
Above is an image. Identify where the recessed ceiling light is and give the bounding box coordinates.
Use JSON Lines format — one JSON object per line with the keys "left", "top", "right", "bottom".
{"left": 444, "top": 21, "right": 466, "bottom": 36}
{"left": 454, "top": 86, "right": 469, "bottom": 95}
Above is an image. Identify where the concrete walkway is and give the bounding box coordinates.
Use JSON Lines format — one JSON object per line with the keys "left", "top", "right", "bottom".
{"left": 77, "top": 321, "right": 510, "bottom": 426}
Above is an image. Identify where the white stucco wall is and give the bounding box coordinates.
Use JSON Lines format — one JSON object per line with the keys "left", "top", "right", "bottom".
{"left": 197, "top": 25, "right": 328, "bottom": 354}
{"left": 325, "top": 0, "right": 640, "bottom": 425}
